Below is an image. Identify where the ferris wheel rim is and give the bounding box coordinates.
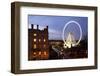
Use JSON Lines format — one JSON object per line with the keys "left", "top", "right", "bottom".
{"left": 62, "top": 20, "right": 82, "bottom": 46}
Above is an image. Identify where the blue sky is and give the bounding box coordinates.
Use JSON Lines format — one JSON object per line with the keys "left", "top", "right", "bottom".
{"left": 28, "top": 15, "right": 88, "bottom": 40}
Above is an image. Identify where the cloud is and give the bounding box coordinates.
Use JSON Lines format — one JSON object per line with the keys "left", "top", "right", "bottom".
{"left": 49, "top": 29, "right": 62, "bottom": 40}
{"left": 49, "top": 29, "right": 61, "bottom": 35}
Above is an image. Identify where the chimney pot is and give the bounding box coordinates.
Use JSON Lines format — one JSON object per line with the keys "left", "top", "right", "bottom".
{"left": 31, "top": 24, "right": 34, "bottom": 29}
{"left": 46, "top": 26, "right": 48, "bottom": 29}
{"left": 37, "top": 25, "right": 39, "bottom": 29}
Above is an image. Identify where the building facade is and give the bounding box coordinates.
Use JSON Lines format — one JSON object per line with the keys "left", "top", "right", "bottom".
{"left": 28, "top": 24, "right": 49, "bottom": 60}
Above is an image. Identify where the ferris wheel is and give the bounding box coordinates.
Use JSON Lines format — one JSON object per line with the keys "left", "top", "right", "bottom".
{"left": 62, "top": 20, "right": 82, "bottom": 48}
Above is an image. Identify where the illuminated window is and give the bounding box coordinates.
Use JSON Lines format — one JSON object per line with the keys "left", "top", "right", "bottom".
{"left": 34, "top": 44, "right": 36, "bottom": 49}
{"left": 33, "top": 52, "right": 36, "bottom": 55}
{"left": 39, "top": 51, "right": 41, "bottom": 55}
{"left": 44, "top": 44, "right": 46, "bottom": 48}
{"left": 39, "top": 39, "right": 41, "bottom": 42}
{"left": 44, "top": 51, "right": 47, "bottom": 55}
{"left": 34, "top": 39, "right": 36, "bottom": 42}
{"left": 34, "top": 33, "right": 37, "bottom": 36}
{"left": 44, "top": 39, "right": 46, "bottom": 42}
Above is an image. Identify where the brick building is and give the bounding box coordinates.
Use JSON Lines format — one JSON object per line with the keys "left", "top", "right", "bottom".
{"left": 28, "top": 24, "right": 49, "bottom": 60}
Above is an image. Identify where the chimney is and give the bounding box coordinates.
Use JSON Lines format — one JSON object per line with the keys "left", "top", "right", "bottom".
{"left": 46, "top": 26, "right": 48, "bottom": 29}
{"left": 37, "top": 25, "right": 39, "bottom": 30}
{"left": 31, "top": 24, "right": 34, "bottom": 29}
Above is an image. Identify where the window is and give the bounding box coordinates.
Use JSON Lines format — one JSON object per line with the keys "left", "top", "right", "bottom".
{"left": 39, "top": 51, "right": 41, "bottom": 55}
{"left": 44, "top": 51, "right": 47, "bottom": 55}
{"left": 39, "top": 39, "right": 41, "bottom": 42}
{"left": 44, "top": 44, "right": 46, "bottom": 48}
{"left": 34, "top": 39, "right": 36, "bottom": 42}
{"left": 33, "top": 44, "right": 36, "bottom": 49}
{"left": 44, "top": 39, "right": 46, "bottom": 42}
{"left": 34, "top": 33, "right": 37, "bottom": 36}
{"left": 33, "top": 52, "right": 36, "bottom": 55}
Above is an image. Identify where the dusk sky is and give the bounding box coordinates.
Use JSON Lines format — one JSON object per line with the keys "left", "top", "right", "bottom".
{"left": 28, "top": 15, "right": 88, "bottom": 40}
